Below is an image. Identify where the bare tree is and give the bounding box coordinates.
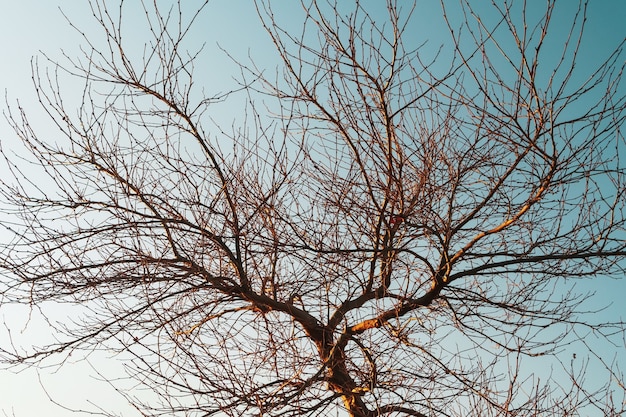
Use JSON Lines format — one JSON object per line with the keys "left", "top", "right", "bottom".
{"left": 1, "top": 0, "right": 625, "bottom": 416}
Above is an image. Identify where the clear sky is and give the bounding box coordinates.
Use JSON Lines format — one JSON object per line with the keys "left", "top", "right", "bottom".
{"left": 0, "top": 1, "right": 625, "bottom": 416}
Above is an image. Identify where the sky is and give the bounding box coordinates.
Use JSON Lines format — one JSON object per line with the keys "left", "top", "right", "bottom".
{"left": 0, "top": 1, "right": 625, "bottom": 416}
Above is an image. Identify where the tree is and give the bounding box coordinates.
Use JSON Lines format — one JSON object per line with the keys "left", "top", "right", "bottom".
{"left": 1, "top": 0, "right": 625, "bottom": 416}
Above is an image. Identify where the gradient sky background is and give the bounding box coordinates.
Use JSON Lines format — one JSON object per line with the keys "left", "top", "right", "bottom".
{"left": 0, "top": 1, "right": 625, "bottom": 416}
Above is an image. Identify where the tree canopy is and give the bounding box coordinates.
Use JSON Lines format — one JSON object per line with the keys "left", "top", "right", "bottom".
{"left": 1, "top": 1, "right": 625, "bottom": 416}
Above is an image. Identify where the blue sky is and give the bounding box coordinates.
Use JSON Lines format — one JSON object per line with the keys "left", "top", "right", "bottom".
{"left": 0, "top": 1, "right": 625, "bottom": 416}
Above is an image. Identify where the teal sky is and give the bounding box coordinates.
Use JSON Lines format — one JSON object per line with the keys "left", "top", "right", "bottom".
{"left": 0, "top": 1, "right": 625, "bottom": 416}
